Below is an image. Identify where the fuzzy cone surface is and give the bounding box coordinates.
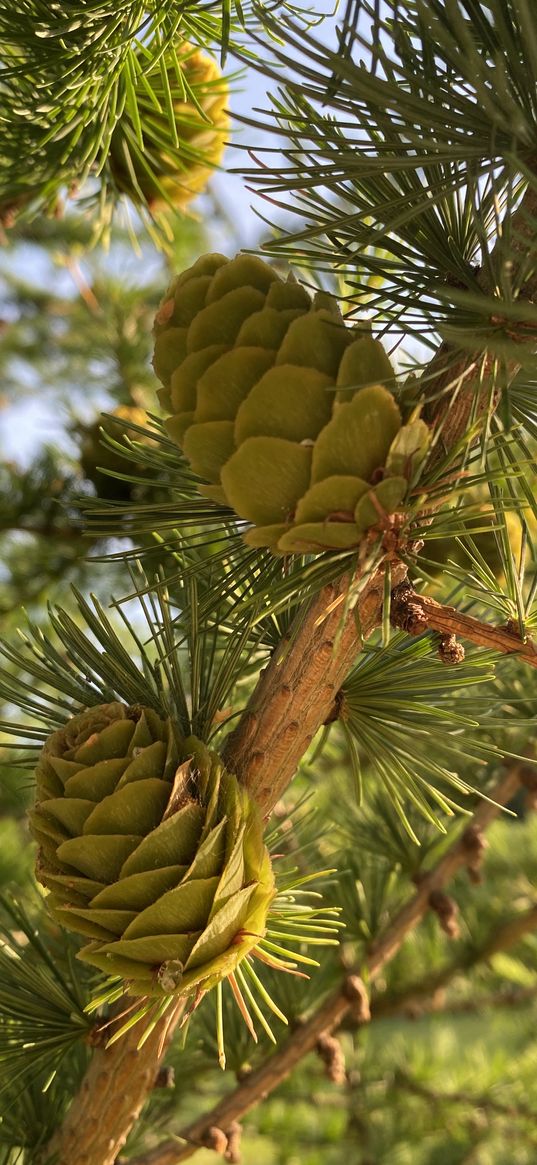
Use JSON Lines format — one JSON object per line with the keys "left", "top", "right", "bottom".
{"left": 108, "top": 43, "right": 228, "bottom": 212}
{"left": 153, "top": 253, "right": 430, "bottom": 553}
{"left": 30, "top": 703, "right": 274, "bottom": 997}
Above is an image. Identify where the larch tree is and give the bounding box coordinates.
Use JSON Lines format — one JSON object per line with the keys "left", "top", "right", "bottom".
{"left": 1, "top": 3, "right": 537, "bottom": 1165}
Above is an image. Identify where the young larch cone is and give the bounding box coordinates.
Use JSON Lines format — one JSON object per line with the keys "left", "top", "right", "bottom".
{"left": 108, "top": 43, "right": 228, "bottom": 213}
{"left": 153, "top": 253, "right": 430, "bottom": 553}
{"left": 30, "top": 703, "right": 275, "bottom": 998}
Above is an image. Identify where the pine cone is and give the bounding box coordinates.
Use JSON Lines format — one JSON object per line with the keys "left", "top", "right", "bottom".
{"left": 153, "top": 253, "right": 430, "bottom": 553}
{"left": 79, "top": 405, "right": 153, "bottom": 500}
{"left": 108, "top": 44, "right": 228, "bottom": 213}
{"left": 30, "top": 703, "right": 274, "bottom": 997}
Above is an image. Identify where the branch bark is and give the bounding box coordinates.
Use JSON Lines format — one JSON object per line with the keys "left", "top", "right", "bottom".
{"left": 373, "top": 905, "right": 537, "bottom": 1018}
{"left": 123, "top": 980, "right": 363, "bottom": 1165}
{"left": 365, "top": 766, "right": 522, "bottom": 974}
{"left": 393, "top": 1069, "right": 537, "bottom": 1124}
{"left": 376, "top": 983, "right": 537, "bottom": 1020}
{"left": 223, "top": 560, "right": 407, "bottom": 814}
{"left": 125, "top": 766, "right": 520, "bottom": 1165}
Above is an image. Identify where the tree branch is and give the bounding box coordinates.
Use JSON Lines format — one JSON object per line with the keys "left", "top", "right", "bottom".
{"left": 122, "top": 977, "right": 366, "bottom": 1165}
{"left": 223, "top": 561, "right": 408, "bottom": 815}
{"left": 365, "top": 767, "right": 522, "bottom": 975}
{"left": 391, "top": 582, "right": 537, "bottom": 669}
{"left": 124, "top": 766, "right": 521, "bottom": 1165}
{"left": 393, "top": 1069, "right": 537, "bottom": 1125}
{"left": 375, "top": 983, "right": 537, "bottom": 1020}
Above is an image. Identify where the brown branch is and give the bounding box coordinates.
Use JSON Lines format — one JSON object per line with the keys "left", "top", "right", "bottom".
{"left": 222, "top": 560, "right": 408, "bottom": 815}
{"left": 366, "top": 767, "right": 521, "bottom": 974}
{"left": 125, "top": 767, "right": 520, "bottom": 1165}
{"left": 388, "top": 983, "right": 537, "bottom": 1019}
{"left": 424, "top": 346, "right": 499, "bottom": 460}
{"left": 123, "top": 978, "right": 364, "bottom": 1165}
{"left": 391, "top": 582, "right": 537, "bottom": 669}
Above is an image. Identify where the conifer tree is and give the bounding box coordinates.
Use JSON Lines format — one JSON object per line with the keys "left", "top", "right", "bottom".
{"left": 2, "top": 3, "right": 537, "bottom": 1165}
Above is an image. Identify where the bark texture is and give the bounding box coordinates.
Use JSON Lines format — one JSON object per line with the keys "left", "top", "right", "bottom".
{"left": 391, "top": 583, "right": 537, "bottom": 667}
{"left": 223, "top": 560, "right": 407, "bottom": 814}
{"left": 40, "top": 1003, "right": 183, "bottom": 1165}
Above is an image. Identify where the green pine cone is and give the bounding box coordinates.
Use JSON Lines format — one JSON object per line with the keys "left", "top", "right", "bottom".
{"left": 153, "top": 253, "right": 430, "bottom": 553}
{"left": 30, "top": 703, "right": 275, "bottom": 997}
{"left": 108, "top": 43, "right": 228, "bottom": 214}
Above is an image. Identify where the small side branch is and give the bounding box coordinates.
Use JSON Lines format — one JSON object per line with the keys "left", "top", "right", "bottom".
{"left": 367, "top": 766, "right": 521, "bottom": 974}
{"left": 373, "top": 905, "right": 537, "bottom": 1019}
{"left": 374, "top": 984, "right": 537, "bottom": 1022}
{"left": 391, "top": 582, "right": 537, "bottom": 669}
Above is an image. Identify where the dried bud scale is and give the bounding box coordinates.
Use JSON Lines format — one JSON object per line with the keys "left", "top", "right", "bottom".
{"left": 204, "top": 1126, "right": 229, "bottom": 1156}
{"left": 428, "top": 890, "right": 460, "bottom": 940}
{"left": 437, "top": 634, "right": 466, "bottom": 665}
{"left": 462, "top": 824, "right": 488, "bottom": 884}
{"left": 225, "top": 1122, "right": 242, "bottom": 1164}
{"left": 317, "top": 1032, "right": 347, "bottom": 1085}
